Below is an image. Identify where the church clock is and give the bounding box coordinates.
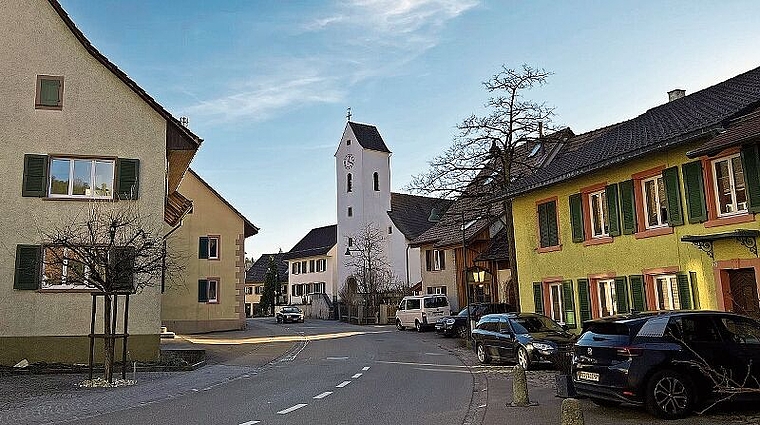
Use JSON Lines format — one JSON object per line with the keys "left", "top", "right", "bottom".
{"left": 343, "top": 153, "right": 355, "bottom": 169}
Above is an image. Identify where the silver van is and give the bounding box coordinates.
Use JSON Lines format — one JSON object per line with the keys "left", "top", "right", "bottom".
{"left": 395, "top": 295, "right": 450, "bottom": 332}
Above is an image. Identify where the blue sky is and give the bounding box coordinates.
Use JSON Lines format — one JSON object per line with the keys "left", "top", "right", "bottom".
{"left": 59, "top": 0, "right": 760, "bottom": 260}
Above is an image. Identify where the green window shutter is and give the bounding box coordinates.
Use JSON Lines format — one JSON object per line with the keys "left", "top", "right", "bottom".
{"left": 629, "top": 275, "right": 646, "bottom": 312}
{"left": 14, "top": 244, "right": 41, "bottom": 290}
{"left": 681, "top": 160, "right": 708, "bottom": 223}
{"left": 425, "top": 250, "right": 432, "bottom": 271}
{"left": 110, "top": 247, "right": 135, "bottom": 292}
{"left": 662, "top": 166, "right": 684, "bottom": 226}
{"left": 740, "top": 144, "right": 760, "bottom": 213}
{"left": 546, "top": 201, "right": 558, "bottom": 246}
{"left": 198, "top": 279, "right": 209, "bottom": 302}
{"left": 577, "top": 279, "right": 592, "bottom": 323}
{"left": 676, "top": 272, "right": 692, "bottom": 310}
{"left": 606, "top": 183, "right": 621, "bottom": 237}
{"left": 40, "top": 79, "right": 61, "bottom": 106}
{"left": 116, "top": 158, "right": 140, "bottom": 200}
{"left": 537, "top": 202, "right": 548, "bottom": 247}
{"left": 199, "top": 237, "right": 209, "bottom": 259}
{"left": 689, "top": 271, "right": 700, "bottom": 309}
{"left": 614, "top": 276, "right": 629, "bottom": 313}
{"left": 562, "top": 280, "right": 576, "bottom": 329}
{"left": 533, "top": 282, "right": 544, "bottom": 315}
{"left": 440, "top": 251, "right": 446, "bottom": 270}
{"left": 22, "top": 154, "right": 48, "bottom": 197}
{"left": 618, "top": 180, "right": 637, "bottom": 234}
{"left": 569, "top": 193, "right": 585, "bottom": 243}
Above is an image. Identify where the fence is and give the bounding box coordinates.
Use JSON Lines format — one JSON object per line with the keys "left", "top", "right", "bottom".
{"left": 338, "top": 303, "right": 396, "bottom": 325}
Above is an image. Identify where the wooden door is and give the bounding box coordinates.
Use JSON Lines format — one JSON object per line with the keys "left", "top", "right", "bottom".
{"left": 728, "top": 269, "right": 760, "bottom": 319}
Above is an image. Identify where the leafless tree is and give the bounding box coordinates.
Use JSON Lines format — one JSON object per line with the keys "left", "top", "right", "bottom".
{"left": 344, "top": 224, "right": 395, "bottom": 310}
{"left": 408, "top": 64, "right": 564, "bottom": 305}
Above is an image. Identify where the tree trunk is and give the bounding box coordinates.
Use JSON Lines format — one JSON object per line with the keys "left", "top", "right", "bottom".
{"left": 503, "top": 198, "right": 520, "bottom": 310}
{"left": 103, "top": 293, "right": 115, "bottom": 383}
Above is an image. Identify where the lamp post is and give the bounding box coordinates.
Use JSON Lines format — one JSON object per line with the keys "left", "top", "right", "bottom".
{"left": 461, "top": 211, "right": 473, "bottom": 338}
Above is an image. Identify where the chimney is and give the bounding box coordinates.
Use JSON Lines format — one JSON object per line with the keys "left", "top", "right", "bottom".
{"left": 668, "top": 89, "right": 685, "bottom": 102}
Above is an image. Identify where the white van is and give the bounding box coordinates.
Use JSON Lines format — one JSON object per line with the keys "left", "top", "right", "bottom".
{"left": 395, "top": 295, "right": 450, "bottom": 332}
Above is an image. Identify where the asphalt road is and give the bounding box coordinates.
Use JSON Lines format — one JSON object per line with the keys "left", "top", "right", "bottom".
{"left": 73, "top": 319, "right": 474, "bottom": 425}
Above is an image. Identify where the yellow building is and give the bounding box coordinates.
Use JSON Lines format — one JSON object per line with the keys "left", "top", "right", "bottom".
{"left": 162, "top": 170, "right": 258, "bottom": 334}
{"left": 511, "top": 70, "right": 760, "bottom": 329}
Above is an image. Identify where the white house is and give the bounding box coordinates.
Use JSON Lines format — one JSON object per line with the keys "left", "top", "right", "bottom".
{"left": 283, "top": 225, "right": 338, "bottom": 312}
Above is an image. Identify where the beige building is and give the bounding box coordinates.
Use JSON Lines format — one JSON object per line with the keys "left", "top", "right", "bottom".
{"left": 162, "top": 170, "right": 258, "bottom": 333}
{"left": 0, "top": 0, "right": 201, "bottom": 365}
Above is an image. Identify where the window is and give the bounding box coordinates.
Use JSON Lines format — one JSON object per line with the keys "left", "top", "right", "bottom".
{"left": 347, "top": 238, "right": 353, "bottom": 247}
{"left": 347, "top": 173, "right": 353, "bottom": 192}
{"left": 588, "top": 190, "right": 609, "bottom": 238}
{"left": 301, "top": 261, "right": 307, "bottom": 273}
{"left": 425, "top": 249, "right": 445, "bottom": 271}
{"left": 199, "top": 236, "right": 219, "bottom": 260}
{"left": 642, "top": 175, "right": 668, "bottom": 228}
{"left": 244, "top": 286, "right": 253, "bottom": 295}
{"left": 427, "top": 286, "right": 447, "bottom": 295}
{"left": 348, "top": 207, "right": 353, "bottom": 217}
{"left": 309, "top": 260, "right": 315, "bottom": 273}
{"left": 548, "top": 282, "right": 565, "bottom": 323}
{"left": 654, "top": 275, "right": 680, "bottom": 310}
{"left": 407, "top": 299, "right": 421, "bottom": 309}
{"left": 207, "top": 279, "right": 218, "bottom": 303}
{"left": 313, "top": 282, "right": 326, "bottom": 294}
{"left": 316, "top": 259, "right": 326, "bottom": 272}
{"left": 36, "top": 75, "right": 63, "bottom": 109}
{"left": 41, "top": 246, "right": 89, "bottom": 289}
{"left": 712, "top": 154, "right": 748, "bottom": 217}
{"left": 254, "top": 285, "right": 263, "bottom": 295}
{"left": 291, "top": 262, "right": 299, "bottom": 275}
{"left": 388, "top": 226, "right": 392, "bottom": 234}
{"left": 48, "top": 157, "right": 115, "bottom": 198}
{"left": 373, "top": 172, "right": 379, "bottom": 191}
{"left": 346, "top": 139, "right": 351, "bottom": 146}
{"left": 597, "top": 279, "right": 617, "bottom": 317}
{"left": 281, "top": 284, "right": 287, "bottom": 294}
{"left": 537, "top": 199, "right": 559, "bottom": 248}
{"left": 720, "top": 317, "right": 760, "bottom": 344}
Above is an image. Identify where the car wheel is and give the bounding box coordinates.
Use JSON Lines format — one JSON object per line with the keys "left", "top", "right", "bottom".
{"left": 276, "top": 317, "right": 281, "bottom": 323}
{"left": 456, "top": 325, "right": 467, "bottom": 339}
{"left": 476, "top": 343, "right": 490, "bottom": 364}
{"left": 396, "top": 319, "right": 405, "bottom": 331}
{"left": 590, "top": 398, "right": 621, "bottom": 408}
{"left": 415, "top": 320, "right": 423, "bottom": 332}
{"left": 517, "top": 347, "right": 531, "bottom": 371}
{"left": 645, "top": 370, "right": 695, "bottom": 419}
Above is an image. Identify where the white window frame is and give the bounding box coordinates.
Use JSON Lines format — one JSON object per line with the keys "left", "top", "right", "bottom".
{"left": 244, "top": 286, "right": 253, "bottom": 295}
{"left": 41, "top": 246, "right": 90, "bottom": 290}
{"left": 207, "top": 279, "right": 219, "bottom": 303}
{"left": 427, "top": 285, "right": 447, "bottom": 295}
{"left": 597, "top": 279, "right": 617, "bottom": 317}
{"left": 48, "top": 157, "right": 115, "bottom": 199}
{"left": 254, "top": 285, "right": 263, "bottom": 295}
{"left": 588, "top": 189, "right": 609, "bottom": 238}
{"left": 711, "top": 153, "right": 748, "bottom": 217}
{"left": 548, "top": 282, "right": 565, "bottom": 323}
{"left": 316, "top": 259, "right": 326, "bottom": 273}
{"left": 641, "top": 175, "right": 668, "bottom": 229}
{"left": 654, "top": 275, "right": 680, "bottom": 310}
{"left": 433, "top": 250, "right": 443, "bottom": 271}
{"left": 207, "top": 236, "right": 219, "bottom": 260}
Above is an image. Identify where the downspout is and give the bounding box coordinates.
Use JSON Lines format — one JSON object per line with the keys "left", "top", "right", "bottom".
{"left": 405, "top": 244, "right": 410, "bottom": 287}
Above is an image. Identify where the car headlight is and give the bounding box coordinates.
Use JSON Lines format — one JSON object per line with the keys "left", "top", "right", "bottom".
{"left": 445, "top": 318, "right": 455, "bottom": 325}
{"left": 532, "top": 342, "right": 554, "bottom": 352}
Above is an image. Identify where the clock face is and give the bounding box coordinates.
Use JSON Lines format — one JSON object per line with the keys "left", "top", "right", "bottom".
{"left": 343, "top": 154, "right": 355, "bottom": 169}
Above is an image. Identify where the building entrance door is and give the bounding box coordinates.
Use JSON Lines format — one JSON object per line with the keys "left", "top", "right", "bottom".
{"left": 728, "top": 268, "right": 760, "bottom": 319}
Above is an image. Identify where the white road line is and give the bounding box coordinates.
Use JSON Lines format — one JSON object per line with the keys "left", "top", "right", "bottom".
{"left": 326, "top": 356, "right": 349, "bottom": 360}
{"left": 239, "top": 421, "right": 260, "bottom": 425}
{"left": 351, "top": 373, "right": 362, "bottom": 379}
{"left": 313, "top": 391, "right": 333, "bottom": 399}
{"left": 424, "top": 352, "right": 444, "bottom": 356}
{"left": 362, "top": 366, "right": 370, "bottom": 371}
{"left": 277, "top": 404, "right": 308, "bottom": 414}
{"left": 336, "top": 380, "right": 351, "bottom": 388}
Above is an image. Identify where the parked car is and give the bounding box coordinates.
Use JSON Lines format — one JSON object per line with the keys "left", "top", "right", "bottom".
{"left": 395, "top": 295, "right": 450, "bottom": 332}
{"left": 435, "top": 303, "right": 513, "bottom": 338}
{"left": 572, "top": 311, "right": 760, "bottom": 419}
{"left": 276, "top": 306, "right": 304, "bottom": 323}
{"left": 471, "top": 313, "right": 576, "bottom": 370}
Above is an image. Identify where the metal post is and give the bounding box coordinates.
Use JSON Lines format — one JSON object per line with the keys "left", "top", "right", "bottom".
{"left": 462, "top": 211, "right": 472, "bottom": 338}
{"left": 88, "top": 294, "right": 97, "bottom": 380}
{"left": 121, "top": 294, "right": 130, "bottom": 379}
{"left": 108, "top": 292, "right": 118, "bottom": 383}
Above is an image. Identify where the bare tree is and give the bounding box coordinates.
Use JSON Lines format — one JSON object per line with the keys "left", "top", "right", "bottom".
{"left": 35, "top": 201, "right": 182, "bottom": 383}
{"left": 344, "top": 224, "right": 394, "bottom": 311}
{"left": 408, "top": 64, "right": 564, "bottom": 307}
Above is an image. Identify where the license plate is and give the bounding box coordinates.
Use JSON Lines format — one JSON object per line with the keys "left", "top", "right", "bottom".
{"left": 432, "top": 311, "right": 443, "bottom": 316}
{"left": 577, "top": 371, "right": 599, "bottom": 382}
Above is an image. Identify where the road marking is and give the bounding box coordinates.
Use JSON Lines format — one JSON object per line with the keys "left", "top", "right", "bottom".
{"left": 351, "top": 373, "right": 362, "bottom": 379}
{"left": 326, "top": 356, "right": 349, "bottom": 360}
{"left": 336, "top": 380, "right": 351, "bottom": 388}
{"left": 239, "top": 421, "right": 260, "bottom": 425}
{"left": 313, "top": 391, "right": 333, "bottom": 399}
{"left": 425, "top": 352, "right": 444, "bottom": 356}
{"left": 376, "top": 360, "right": 467, "bottom": 368}
{"left": 362, "top": 366, "right": 370, "bottom": 371}
{"left": 277, "top": 404, "right": 307, "bottom": 414}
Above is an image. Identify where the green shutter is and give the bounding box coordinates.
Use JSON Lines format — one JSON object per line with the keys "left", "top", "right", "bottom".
{"left": 198, "top": 279, "right": 209, "bottom": 302}
{"left": 577, "top": 279, "right": 592, "bottom": 323}
{"left": 569, "top": 193, "right": 585, "bottom": 243}
{"left": 533, "top": 282, "right": 544, "bottom": 315}
{"left": 199, "top": 237, "right": 209, "bottom": 259}
{"left": 662, "top": 166, "right": 684, "bottom": 226}
{"left": 14, "top": 245, "right": 41, "bottom": 290}
{"left": 440, "top": 251, "right": 446, "bottom": 270}
{"left": 689, "top": 271, "right": 700, "bottom": 309}
{"left": 116, "top": 158, "right": 140, "bottom": 200}
{"left": 22, "top": 154, "right": 48, "bottom": 197}
{"left": 741, "top": 144, "right": 760, "bottom": 213}
{"left": 425, "top": 250, "right": 431, "bottom": 271}
{"left": 676, "top": 272, "right": 692, "bottom": 310}
{"left": 618, "top": 180, "right": 637, "bottom": 234}
{"left": 562, "top": 280, "right": 576, "bottom": 329}
{"left": 629, "top": 275, "right": 646, "bottom": 312}
{"left": 110, "top": 247, "right": 135, "bottom": 292}
{"left": 538, "top": 202, "right": 548, "bottom": 247}
{"left": 614, "top": 276, "right": 629, "bottom": 313}
{"left": 681, "top": 160, "right": 708, "bottom": 223}
{"left": 546, "top": 201, "right": 559, "bottom": 246}
{"left": 40, "top": 79, "right": 60, "bottom": 106}
{"left": 606, "top": 184, "right": 621, "bottom": 237}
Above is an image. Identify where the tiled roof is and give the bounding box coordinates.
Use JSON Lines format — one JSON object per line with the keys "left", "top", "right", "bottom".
{"left": 188, "top": 169, "right": 259, "bottom": 238}
{"left": 475, "top": 228, "right": 509, "bottom": 261}
{"left": 349, "top": 122, "right": 391, "bottom": 153}
{"left": 164, "top": 191, "right": 193, "bottom": 227}
{"left": 688, "top": 108, "right": 760, "bottom": 157}
{"left": 283, "top": 224, "right": 337, "bottom": 260}
{"left": 509, "top": 66, "right": 760, "bottom": 196}
{"left": 387, "top": 193, "right": 453, "bottom": 241}
{"left": 245, "top": 252, "right": 289, "bottom": 284}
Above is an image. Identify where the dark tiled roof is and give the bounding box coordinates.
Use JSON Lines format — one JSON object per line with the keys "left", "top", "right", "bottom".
{"left": 164, "top": 191, "right": 193, "bottom": 227}
{"left": 349, "top": 122, "right": 391, "bottom": 153}
{"left": 188, "top": 169, "right": 259, "bottom": 237}
{"left": 388, "top": 193, "right": 453, "bottom": 240}
{"left": 245, "top": 252, "right": 289, "bottom": 284}
{"left": 688, "top": 108, "right": 760, "bottom": 157}
{"left": 510, "top": 66, "right": 760, "bottom": 196}
{"left": 283, "top": 225, "right": 337, "bottom": 260}
{"left": 475, "top": 229, "right": 508, "bottom": 261}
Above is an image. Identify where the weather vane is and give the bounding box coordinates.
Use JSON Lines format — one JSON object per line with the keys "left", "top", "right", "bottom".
{"left": 346, "top": 107, "right": 352, "bottom": 122}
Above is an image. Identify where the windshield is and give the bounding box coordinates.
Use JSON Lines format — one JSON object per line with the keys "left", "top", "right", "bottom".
{"left": 457, "top": 307, "right": 469, "bottom": 317}
{"left": 282, "top": 307, "right": 300, "bottom": 313}
{"left": 510, "top": 315, "right": 564, "bottom": 334}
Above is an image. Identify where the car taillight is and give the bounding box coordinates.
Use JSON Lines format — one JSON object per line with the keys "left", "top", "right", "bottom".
{"left": 615, "top": 347, "right": 642, "bottom": 358}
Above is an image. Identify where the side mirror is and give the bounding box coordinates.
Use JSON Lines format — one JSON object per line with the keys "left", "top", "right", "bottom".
{"left": 561, "top": 324, "right": 569, "bottom": 331}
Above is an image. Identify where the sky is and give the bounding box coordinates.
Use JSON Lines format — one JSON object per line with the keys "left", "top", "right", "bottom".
{"left": 58, "top": 0, "right": 760, "bottom": 261}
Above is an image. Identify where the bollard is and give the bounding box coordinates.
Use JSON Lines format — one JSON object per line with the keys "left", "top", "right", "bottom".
{"left": 510, "top": 364, "right": 535, "bottom": 407}
{"left": 560, "top": 398, "right": 585, "bottom": 425}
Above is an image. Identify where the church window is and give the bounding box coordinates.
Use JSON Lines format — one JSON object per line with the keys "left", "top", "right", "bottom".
{"left": 347, "top": 173, "right": 353, "bottom": 192}
{"left": 346, "top": 139, "right": 351, "bottom": 146}
{"left": 348, "top": 207, "right": 353, "bottom": 217}
{"left": 373, "top": 172, "right": 379, "bottom": 191}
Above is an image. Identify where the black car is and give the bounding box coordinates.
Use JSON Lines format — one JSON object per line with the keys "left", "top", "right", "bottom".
{"left": 435, "top": 303, "right": 513, "bottom": 338}
{"left": 471, "top": 313, "right": 576, "bottom": 370}
{"left": 276, "top": 306, "right": 304, "bottom": 323}
{"left": 572, "top": 311, "right": 760, "bottom": 419}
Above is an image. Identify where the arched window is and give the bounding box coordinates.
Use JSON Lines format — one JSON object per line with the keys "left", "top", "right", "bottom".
{"left": 347, "top": 173, "right": 353, "bottom": 192}
{"left": 373, "top": 172, "right": 379, "bottom": 191}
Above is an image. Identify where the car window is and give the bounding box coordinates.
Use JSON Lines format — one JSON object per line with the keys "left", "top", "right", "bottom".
{"left": 457, "top": 308, "right": 469, "bottom": 317}
{"left": 719, "top": 317, "right": 760, "bottom": 344}
{"left": 498, "top": 318, "right": 512, "bottom": 333}
{"left": 398, "top": 301, "right": 406, "bottom": 310}
{"left": 282, "top": 307, "right": 299, "bottom": 313}
{"left": 510, "top": 319, "right": 530, "bottom": 334}
{"left": 476, "top": 317, "right": 498, "bottom": 332}
{"left": 424, "top": 296, "right": 448, "bottom": 308}
{"left": 407, "top": 299, "right": 421, "bottom": 310}
{"left": 667, "top": 316, "right": 722, "bottom": 343}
